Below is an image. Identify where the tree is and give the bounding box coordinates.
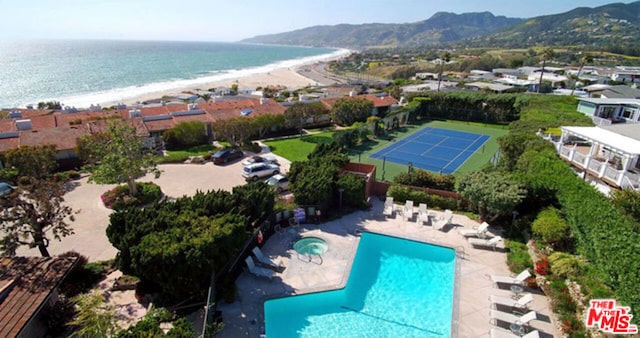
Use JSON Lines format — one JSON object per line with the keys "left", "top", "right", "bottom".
{"left": 284, "top": 102, "right": 328, "bottom": 133}
{"left": 437, "top": 51, "right": 452, "bottom": 92}
{"left": 0, "top": 178, "right": 75, "bottom": 257}
{"left": 537, "top": 47, "right": 555, "bottom": 93}
{"left": 230, "top": 83, "right": 239, "bottom": 94}
{"left": 79, "top": 121, "right": 160, "bottom": 196}
{"left": 330, "top": 98, "right": 373, "bottom": 126}
{"left": 37, "top": 101, "right": 62, "bottom": 109}
{"left": 253, "top": 114, "right": 285, "bottom": 138}
{"left": 455, "top": 171, "right": 526, "bottom": 222}
{"left": 570, "top": 53, "right": 593, "bottom": 96}
{"left": 5, "top": 145, "right": 57, "bottom": 180}
{"left": 211, "top": 117, "right": 256, "bottom": 147}
{"left": 162, "top": 121, "right": 208, "bottom": 150}
{"left": 68, "top": 292, "right": 117, "bottom": 338}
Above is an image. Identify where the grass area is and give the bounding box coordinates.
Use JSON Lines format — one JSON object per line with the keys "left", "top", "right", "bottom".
{"left": 265, "top": 132, "right": 334, "bottom": 162}
{"left": 347, "top": 119, "right": 508, "bottom": 181}
{"left": 158, "top": 144, "right": 216, "bottom": 163}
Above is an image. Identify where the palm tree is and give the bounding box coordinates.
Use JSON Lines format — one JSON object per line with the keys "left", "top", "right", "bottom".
{"left": 537, "top": 47, "right": 555, "bottom": 93}
{"left": 570, "top": 54, "right": 594, "bottom": 96}
{"left": 437, "top": 51, "right": 452, "bottom": 92}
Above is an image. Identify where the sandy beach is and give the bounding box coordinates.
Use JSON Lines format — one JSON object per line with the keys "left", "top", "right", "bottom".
{"left": 101, "top": 50, "right": 352, "bottom": 108}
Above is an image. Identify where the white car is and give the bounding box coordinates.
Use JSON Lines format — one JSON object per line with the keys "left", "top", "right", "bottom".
{"left": 242, "top": 163, "right": 280, "bottom": 181}
{"left": 266, "top": 174, "right": 289, "bottom": 193}
{"left": 242, "top": 155, "right": 279, "bottom": 167}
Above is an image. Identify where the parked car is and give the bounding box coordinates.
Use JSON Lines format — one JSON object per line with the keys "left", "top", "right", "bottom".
{"left": 211, "top": 148, "right": 244, "bottom": 164}
{"left": 242, "top": 163, "right": 280, "bottom": 181}
{"left": 265, "top": 174, "right": 289, "bottom": 193}
{"left": 242, "top": 155, "right": 279, "bottom": 167}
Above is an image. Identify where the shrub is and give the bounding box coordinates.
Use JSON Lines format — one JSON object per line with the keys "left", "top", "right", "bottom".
{"left": 548, "top": 252, "right": 586, "bottom": 279}
{"left": 101, "top": 182, "right": 162, "bottom": 210}
{"left": 505, "top": 240, "right": 533, "bottom": 274}
{"left": 162, "top": 121, "right": 208, "bottom": 150}
{"left": 393, "top": 169, "right": 456, "bottom": 191}
{"left": 387, "top": 185, "right": 460, "bottom": 211}
{"left": 337, "top": 173, "right": 367, "bottom": 209}
{"left": 534, "top": 256, "right": 551, "bottom": 276}
{"left": 531, "top": 207, "right": 569, "bottom": 249}
{"left": 58, "top": 251, "right": 107, "bottom": 297}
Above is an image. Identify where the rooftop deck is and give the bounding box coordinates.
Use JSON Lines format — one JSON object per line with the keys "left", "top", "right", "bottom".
{"left": 216, "top": 199, "right": 560, "bottom": 337}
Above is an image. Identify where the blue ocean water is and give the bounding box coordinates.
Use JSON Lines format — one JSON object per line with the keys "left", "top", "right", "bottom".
{"left": 0, "top": 40, "right": 342, "bottom": 108}
{"left": 264, "top": 232, "right": 456, "bottom": 337}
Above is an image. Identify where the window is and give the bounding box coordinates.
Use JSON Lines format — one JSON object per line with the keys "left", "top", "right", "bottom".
{"left": 621, "top": 106, "right": 636, "bottom": 120}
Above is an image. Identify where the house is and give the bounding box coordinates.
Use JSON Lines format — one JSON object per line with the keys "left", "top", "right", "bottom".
{"left": 0, "top": 256, "right": 77, "bottom": 338}
{"left": 542, "top": 123, "right": 640, "bottom": 190}
{"left": 466, "top": 82, "right": 515, "bottom": 93}
{"left": 320, "top": 94, "right": 398, "bottom": 117}
{"left": 583, "top": 84, "right": 640, "bottom": 99}
{"left": 576, "top": 97, "right": 640, "bottom": 126}
{"left": 610, "top": 67, "right": 640, "bottom": 83}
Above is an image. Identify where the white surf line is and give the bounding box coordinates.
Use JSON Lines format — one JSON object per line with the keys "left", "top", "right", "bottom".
{"left": 441, "top": 135, "right": 488, "bottom": 173}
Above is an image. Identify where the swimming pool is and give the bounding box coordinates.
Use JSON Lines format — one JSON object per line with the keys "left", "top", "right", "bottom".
{"left": 264, "top": 232, "right": 456, "bottom": 337}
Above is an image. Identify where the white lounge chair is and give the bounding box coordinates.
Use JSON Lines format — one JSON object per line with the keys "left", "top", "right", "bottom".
{"left": 252, "top": 247, "right": 283, "bottom": 269}
{"left": 459, "top": 221, "right": 490, "bottom": 238}
{"left": 490, "top": 293, "right": 533, "bottom": 310}
{"left": 490, "top": 309, "right": 537, "bottom": 326}
{"left": 417, "top": 203, "right": 429, "bottom": 224}
{"left": 490, "top": 328, "right": 540, "bottom": 338}
{"left": 468, "top": 236, "right": 502, "bottom": 250}
{"left": 383, "top": 196, "right": 394, "bottom": 217}
{"left": 433, "top": 209, "right": 453, "bottom": 231}
{"left": 245, "top": 256, "right": 274, "bottom": 279}
{"left": 490, "top": 269, "right": 531, "bottom": 286}
{"left": 403, "top": 200, "right": 414, "bottom": 221}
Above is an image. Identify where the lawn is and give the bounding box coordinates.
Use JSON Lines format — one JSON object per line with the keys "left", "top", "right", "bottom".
{"left": 347, "top": 120, "right": 508, "bottom": 181}
{"left": 264, "top": 132, "right": 334, "bottom": 162}
{"left": 157, "top": 144, "right": 216, "bottom": 163}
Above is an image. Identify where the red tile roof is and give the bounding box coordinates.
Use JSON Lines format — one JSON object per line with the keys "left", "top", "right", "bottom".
{"left": 54, "top": 111, "right": 122, "bottom": 127}
{"left": 321, "top": 95, "right": 397, "bottom": 109}
{"left": 19, "top": 125, "right": 89, "bottom": 151}
{"left": 0, "top": 138, "right": 20, "bottom": 153}
{"left": 0, "top": 256, "right": 76, "bottom": 338}
{"left": 200, "top": 98, "right": 285, "bottom": 122}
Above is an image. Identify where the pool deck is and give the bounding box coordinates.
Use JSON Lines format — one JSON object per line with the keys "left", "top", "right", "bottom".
{"left": 216, "top": 199, "right": 560, "bottom": 337}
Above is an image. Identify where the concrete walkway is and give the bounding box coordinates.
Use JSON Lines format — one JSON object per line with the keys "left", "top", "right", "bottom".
{"left": 217, "top": 199, "right": 560, "bottom": 337}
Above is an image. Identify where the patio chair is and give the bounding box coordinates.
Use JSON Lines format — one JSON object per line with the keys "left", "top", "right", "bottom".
{"left": 468, "top": 236, "right": 502, "bottom": 250}
{"left": 490, "top": 309, "right": 537, "bottom": 327}
{"left": 490, "top": 293, "right": 534, "bottom": 310}
{"left": 459, "top": 221, "right": 490, "bottom": 238}
{"left": 490, "top": 269, "right": 531, "bottom": 286}
{"left": 252, "top": 247, "right": 283, "bottom": 269}
{"left": 490, "top": 328, "right": 540, "bottom": 338}
{"left": 244, "top": 256, "right": 275, "bottom": 280}
{"left": 403, "top": 200, "right": 414, "bottom": 221}
{"left": 417, "top": 203, "right": 429, "bottom": 225}
{"left": 383, "top": 196, "right": 394, "bottom": 217}
{"left": 433, "top": 209, "right": 453, "bottom": 231}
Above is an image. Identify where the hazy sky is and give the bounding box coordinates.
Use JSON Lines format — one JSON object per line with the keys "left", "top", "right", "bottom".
{"left": 0, "top": 0, "right": 634, "bottom": 42}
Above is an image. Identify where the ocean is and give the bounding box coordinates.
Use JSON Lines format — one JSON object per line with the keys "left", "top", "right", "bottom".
{"left": 0, "top": 40, "right": 344, "bottom": 109}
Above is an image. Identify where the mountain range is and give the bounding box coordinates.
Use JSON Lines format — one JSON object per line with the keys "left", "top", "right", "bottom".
{"left": 241, "top": 1, "right": 640, "bottom": 51}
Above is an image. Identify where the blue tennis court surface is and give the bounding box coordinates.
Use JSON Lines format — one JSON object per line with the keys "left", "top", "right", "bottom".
{"left": 371, "top": 127, "right": 490, "bottom": 174}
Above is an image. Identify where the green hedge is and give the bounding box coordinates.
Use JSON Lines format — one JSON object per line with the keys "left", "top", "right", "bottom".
{"left": 517, "top": 150, "right": 640, "bottom": 318}
{"left": 387, "top": 185, "right": 460, "bottom": 211}
{"left": 408, "top": 92, "right": 520, "bottom": 124}
{"left": 393, "top": 169, "right": 456, "bottom": 191}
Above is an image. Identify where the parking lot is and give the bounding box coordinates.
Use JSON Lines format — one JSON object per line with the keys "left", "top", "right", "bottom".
{"left": 13, "top": 152, "right": 290, "bottom": 261}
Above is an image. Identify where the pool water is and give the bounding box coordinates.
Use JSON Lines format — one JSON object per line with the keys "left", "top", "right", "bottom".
{"left": 264, "top": 232, "right": 456, "bottom": 337}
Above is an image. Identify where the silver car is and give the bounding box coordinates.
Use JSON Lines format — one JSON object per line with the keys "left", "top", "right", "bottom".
{"left": 266, "top": 174, "right": 289, "bottom": 193}
{"left": 242, "top": 163, "right": 280, "bottom": 181}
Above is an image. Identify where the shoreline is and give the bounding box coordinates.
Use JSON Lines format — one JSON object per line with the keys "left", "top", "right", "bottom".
{"left": 64, "top": 48, "right": 353, "bottom": 109}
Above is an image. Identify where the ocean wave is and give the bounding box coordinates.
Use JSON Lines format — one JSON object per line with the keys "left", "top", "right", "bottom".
{"left": 50, "top": 48, "right": 351, "bottom": 109}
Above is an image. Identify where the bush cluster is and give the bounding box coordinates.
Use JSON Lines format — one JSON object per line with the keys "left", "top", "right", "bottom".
{"left": 531, "top": 207, "right": 569, "bottom": 249}
{"left": 393, "top": 169, "right": 456, "bottom": 191}
{"left": 101, "top": 182, "right": 162, "bottom": 210}
{"left": 387, "top": 185, "right": 460, "bottom": 211}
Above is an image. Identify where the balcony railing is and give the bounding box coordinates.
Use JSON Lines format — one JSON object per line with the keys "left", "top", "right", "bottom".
{"left": 559, "top": 146, "right": 572, "bottom": 159}
{"left": 588, "top": 159, "right": 604, "bottom": 175}
{"left": 573, "top": 151, "right": 587, "bottom": 167}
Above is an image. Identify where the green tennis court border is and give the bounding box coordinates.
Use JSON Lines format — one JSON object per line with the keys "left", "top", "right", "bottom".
{"left": 347, "top": 120, "right": 508, "bottom": 181}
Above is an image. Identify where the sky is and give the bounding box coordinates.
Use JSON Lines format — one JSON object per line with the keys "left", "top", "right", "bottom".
{"left": 0, "top": 0, "right": 635, "bottom": 42}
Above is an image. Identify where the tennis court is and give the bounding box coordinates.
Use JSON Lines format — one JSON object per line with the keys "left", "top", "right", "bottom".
{"left": 370, "top": 127, "right": 490, "bottom": 174}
